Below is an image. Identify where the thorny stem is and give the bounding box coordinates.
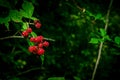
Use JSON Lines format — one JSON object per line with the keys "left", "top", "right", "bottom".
{"left": 91, "top": 0, "right": 113, "bottom": 80}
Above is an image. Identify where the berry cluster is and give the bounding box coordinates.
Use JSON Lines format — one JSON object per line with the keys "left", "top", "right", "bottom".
{"left": 22, "top": 20, "right": 49, "bottom": 55}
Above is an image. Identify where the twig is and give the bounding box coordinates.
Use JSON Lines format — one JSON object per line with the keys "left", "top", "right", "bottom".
{"left": 16, "top": 67, "right": 45, "bottom": 76}
{"left": 0, "top": 35, "right": 55, "bottom": 41}
{"left": 91, "top": 0, "right": 113, "bottom": 80}
{"left": 72, "top": 0, "right": 85, "bottom": 12}
{"left": 0, "top": 36, "right": 24, "bottom": 40}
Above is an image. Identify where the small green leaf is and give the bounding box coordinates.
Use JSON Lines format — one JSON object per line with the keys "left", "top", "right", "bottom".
{"left": 100, "top": 28, "right": 106, "bottom": 37}
{"left": 104, "top": 35, "right": 111, "bottom": 41}
{"left": 114, "top": 36, "right": 120, "bottom": 45}
{"left": 47, "top": 77, "right": 65, "bottom": 80}
{"left": 27, "top": 38, "right": 34, "bottom": 46}
{"left": 21, "top": 22, "right": 28, "bottom": 30}
{"left": 30, "top": 32, "right": 37, "bottom": 37}
{"left": 22, "top": 1, "right": 34, "bottom": 18}
{"left": 89, "top": 38, "right": 99, "bottom": 44}
{"left": 95, "top": 13, "right": 102, "bottom": 19}
{"left": 40, "top": 55, "right": 44, "bottom": 65}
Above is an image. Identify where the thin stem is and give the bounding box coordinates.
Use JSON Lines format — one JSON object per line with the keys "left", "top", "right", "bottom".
{"left": 72, "top": 0, "right": 85, "bottom": 12}
{"left": 0, "top": 35, "right": 55, "bottom": 41}
{"left": 91, "top": 0, "right": 113, "bottom": 80}
{"left": 0, "top": 36, "right": 24, "bottom": 40}
{"left": 16, "top": 67, "right": 44, "bottom": 76}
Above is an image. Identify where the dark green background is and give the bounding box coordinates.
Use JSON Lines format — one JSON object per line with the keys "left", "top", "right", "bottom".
{"left": 0, "top": 0, "right": 120, "bottom": 80}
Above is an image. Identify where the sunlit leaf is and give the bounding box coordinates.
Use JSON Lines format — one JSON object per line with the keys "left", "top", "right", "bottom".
{"left": 100, "top": 28, "right": 106, "bottom": 37}
{"left": 21, "top": 22, "right": 28, "bottom": 30}
{"left": 89, "top": 38, "right": 99, "bottom": 44}
{"left": 30, "top": 32, "right": 37, "bottom": 37}
{"left": 22, "top": 1, "right": 34, "bottom": 18}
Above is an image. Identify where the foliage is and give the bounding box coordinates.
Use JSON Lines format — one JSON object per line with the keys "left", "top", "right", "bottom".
{"left": 0, "top": 0, "right": 120, "bottom": 80}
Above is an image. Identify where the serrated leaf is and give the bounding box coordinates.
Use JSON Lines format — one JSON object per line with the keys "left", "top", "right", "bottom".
{"left": 89, "top": 38, "right": 99, "bottom": 44}
{"left": 47, "top": 77, "right": 65, "bottom": 80}
{"left": 100, "top": 28, "right": 106, "bottom": 37}
{"left": 114, "top": 36, "right": 120, "bottom": 45}
{"left": 9, "top": 10, "right": 22, "bottom": 22}
{"left": 22, "top": 1, "right": 34, "bottom": 18}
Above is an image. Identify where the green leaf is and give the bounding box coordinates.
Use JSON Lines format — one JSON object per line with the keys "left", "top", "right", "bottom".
{"left": 30, "top": 17, "right": 38, "bottom": 20}
{"left": 21, "top": 22, "right": 28, "bottom": 30}
{"left": 21, "top": 1, "right": 34, "bottom": 18}
{"left": 30, "top": 32, "right": 37, "bottom": 37}
{"left": 40, "top": 55, "right": 44, "bottom": 65}
{"left": 95, "top": 13, "right": 102, "bottom": 19}
{"left": 100, "top": 28, "right": 106, "bottom": 37}
{"left": 9, "top": 10, "right": 22, "bottom": 22}
{"left": 104, "top": 35, "right": 111, "bottom": 41}
{"left": 47, "top": 77, "right": 65, "bottom": 80}
{"left": 89, "top": 38, "right": 99, "bottom": 44}
{"left": 74, "top": 76, "right": 81, "bottom": 80}
{"left": 114, "top": 36, "right": 120, "bottom": 45}
{"left": 27, "top": 38, "right": 34, "bottom": 46}
{"left": 0, "top": 17, "right": 10, "bottom": 30}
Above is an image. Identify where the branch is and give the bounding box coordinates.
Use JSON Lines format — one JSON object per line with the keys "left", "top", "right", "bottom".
{"left": 16, "top": 67, "right": 45, "bottom": 76}
{"left": 0, "top": 36, "right": 55, "bottom": 41}
{"left": 0, "top": 36, "right": 24, "bottom": 40}
{"left": 91, "top": 0, "right": 113, "bottom": 80}
{"left": 72, "top": 0, "right": 85, "bottom": 12}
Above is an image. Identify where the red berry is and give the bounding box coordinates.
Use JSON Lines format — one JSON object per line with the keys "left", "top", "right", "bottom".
{"left": 34, "top": 36, "right": 43, "bottom": 43}
{"left": 38, "top": 43, "right": 43, "bottom": 48}
{"left": 26, "top": 27, "right": 32, "bottom": 33}
{"left": 30, "top": 37, "right": 35, "bottom": 42}
{"left": 28, "top": 46, "right": 37, "bottom": 53}
{"left": 22, "top": 31, "right": 29, "bottom": 37}
{"left": 37, "top": 48, "right": 45, "bottom": 55}
{"left": 43, "top": 41, "right": 49, "bottom": 47}
{"left": 35, "top": 22, "right": 42, "bottom": 28}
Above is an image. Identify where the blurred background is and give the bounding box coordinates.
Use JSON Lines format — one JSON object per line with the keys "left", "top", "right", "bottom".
{"left": 0, "top": 0, "right": 120, "bottom": 80}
